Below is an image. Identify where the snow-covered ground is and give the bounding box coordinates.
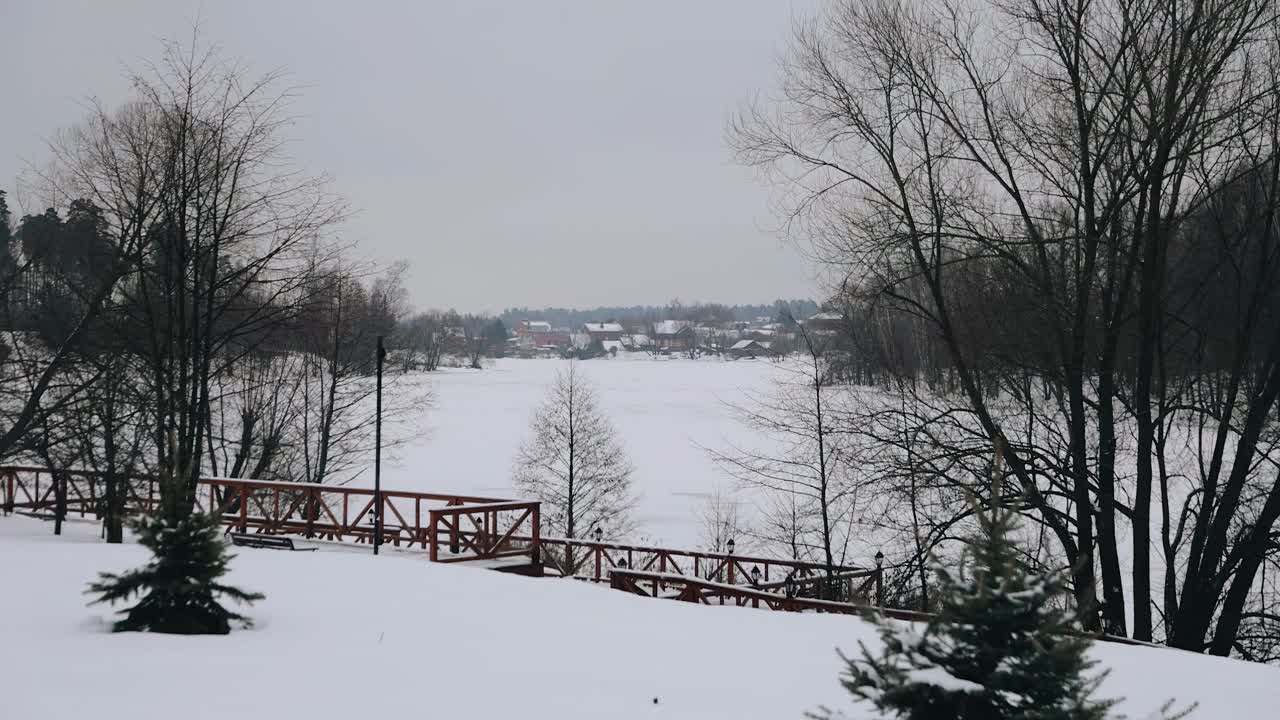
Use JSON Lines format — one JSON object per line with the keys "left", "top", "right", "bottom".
{"left": 376, "top": 356, "right": 782, "bottom": 547}
{"left": 3, "top": 516, "right": 1276, "bottom": 719}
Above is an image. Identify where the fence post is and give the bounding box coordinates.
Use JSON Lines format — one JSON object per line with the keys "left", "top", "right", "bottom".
{"left": 530, "top": 503, "right": 541, "bottom": 567}
{"left": 428, "top": 510, "right": 440, "bottom": 562}
{"left": 238, "top": 483, "right": 249, "bottom": 532}
{"left": 875, "top": 567, "right": 884, "bottom": 608}
{"left": 2, "top": 469, "right": 13, "bottom": 515}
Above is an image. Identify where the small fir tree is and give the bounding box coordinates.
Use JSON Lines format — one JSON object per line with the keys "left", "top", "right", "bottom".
{"left": 820, "top": 441, "right": 1118, "bottom": 720}
{"left": 87, "top": 513, "right": 264, "bottom": 634}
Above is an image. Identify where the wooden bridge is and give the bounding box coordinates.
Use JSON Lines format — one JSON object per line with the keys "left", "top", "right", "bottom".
{"left": 1, "top": 464, "right": 886, "bottom": 611}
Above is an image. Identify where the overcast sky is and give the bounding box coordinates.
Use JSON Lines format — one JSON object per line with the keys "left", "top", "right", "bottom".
{"left": 1, "top": 1, "right": 826, "bottom": 313}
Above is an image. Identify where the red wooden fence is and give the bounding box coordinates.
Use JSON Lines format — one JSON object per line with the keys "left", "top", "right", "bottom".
{"left": 536, "top": 536, "right": 883, "bottom": 603}
{"left": 607, "top": 569, "right": 1158, "bottom": 648}
{"left": 2, "top": 464, "right": 896, "bottom": 608}
{"left": 429, "top": 500, "right": 540, "bottom": 564}
{"left": 0, "top": 465, "right": 540, "bottom": 568}
{"left": 609, "top": 569, "right": 914, "bottom": 618}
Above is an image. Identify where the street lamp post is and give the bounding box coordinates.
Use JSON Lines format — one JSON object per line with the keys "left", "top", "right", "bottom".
{"left": 725, "top": 538, "right": 735, "bottom": 583}
{"left": 874, "top": 550, "right": 885, "bottom": 607}
{"left": 374, "top": 336, "right": 386, "bottom": 556}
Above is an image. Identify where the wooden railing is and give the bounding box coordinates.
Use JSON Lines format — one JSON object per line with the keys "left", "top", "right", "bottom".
{"left": 537, "top": 536, "right": 883, "bottom": 604}
{"left": 609, "top": 569, "right": 917, "bottom": 619}
{"left": 607, "top": 570, "right": 1159, "bottom": 648}
{"left": 0, "top": 465, "right": 540, "bottom": 568}
{"left": 3, "top": 466, "right": 1175, "bottom": 642}
{"left": 429, "top": 500, "right": 540, "bottom": 564}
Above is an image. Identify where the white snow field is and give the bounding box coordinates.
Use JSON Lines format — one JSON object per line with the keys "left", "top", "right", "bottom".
{"left": 376, "top": 356, "right": 783, "bottom": 546}
{"left": 3, "top": 516, "right": 1278, "bottom": 719}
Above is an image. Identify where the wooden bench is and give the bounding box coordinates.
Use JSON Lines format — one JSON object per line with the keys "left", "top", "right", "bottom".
{"left": 227, "top": 532, "right": 316, "bottom": 551}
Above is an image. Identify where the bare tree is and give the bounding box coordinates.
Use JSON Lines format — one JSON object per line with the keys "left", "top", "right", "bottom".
{"left": 399, "top": 311, "right": 446, "bottom": 372}
{"left": 732, "top": 0, "right": 1280, "bottom": 652}
{"left": 699, "top": 485, "right": 748, "bottom": 555}
{"left": 710, "top": 322, "right": 861, "bottom": 581}
{"left": 43, "top": 38, "right": 344, "bottom": 522}
{"left": 205, "top": 349, "right": 302, "bottom": 482}
{"left": 65, "top": 351, "right": 151, "bottom": 542}
{"left": 462, "top": 314, "right": 492, "bottom": 369}
{"left": 289, "top": 262, "right": 419, "bottom": 488}
{"left": 513, "top": 362, "right": 636, "bottom": 541}
{"left": 749, "top": 490, "right": 812, "bottom": 563}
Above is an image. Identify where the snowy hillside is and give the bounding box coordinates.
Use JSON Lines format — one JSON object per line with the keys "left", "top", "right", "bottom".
{"left": 3, "top": 516, "right": 1277, "bottom": 719}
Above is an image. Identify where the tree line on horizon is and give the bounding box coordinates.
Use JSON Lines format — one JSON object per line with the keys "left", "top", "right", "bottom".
{"left": 497, "top": 299, "right": 819, "bottom": 331}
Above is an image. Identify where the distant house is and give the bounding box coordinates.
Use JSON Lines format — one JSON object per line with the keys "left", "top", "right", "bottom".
{"left": 652, "top": 320, "right": 696, "bottom": 351}
{"left": 513, "top": 320, "right": 571, "bottom": 351}
{"left": 582, "top": 322, "right": 624, "bottom": 342}
{"left": 621, "top": 333, "right": 652, "bottom": 352}
{"left": 516, "top": 320, "right": 552, "bottom": 336}
{"left": 730, "top": 339, "right": 773, "bottom": 359}
{"left": 542, "top": 333, "right": 572, "bottom": 348}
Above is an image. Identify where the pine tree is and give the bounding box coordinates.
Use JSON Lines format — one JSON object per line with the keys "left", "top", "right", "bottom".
{"left": 821, "top": 442, "right": 1119, "bottom": 720}
{"left": 485, "top": 318, "right": 509, "bottom": 356}
{"left": 87, "top": 513, "right": 264, "bottom": 634}
{"left": 0, "top": 190, "right": 12, "bottom": 254}
{"left": 0, "top": 190, "right": 12, "bottom": 281}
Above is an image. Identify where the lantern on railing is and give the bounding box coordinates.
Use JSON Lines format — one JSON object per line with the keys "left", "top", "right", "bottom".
{"left": 784, "top": 573, "right": 797, "bottom": 599}
{"left": 875, "top": 550, "right": 884, "bottom": 569}
{"left": 750, "top": 566, "right": 761, "bottom": 585}
{"left": 617, "top": 558, "right": 628, "bottom": 569}
{"left": 593, "top": 526, "right": 603, "bottom": 543}
{"left": 726, "top": 537, "right": 735, "bottom": 555}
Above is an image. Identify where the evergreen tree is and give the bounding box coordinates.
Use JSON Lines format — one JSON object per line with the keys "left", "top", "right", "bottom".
{"left": 0, "top": 190, "right": 12, "bottom": 258}
{"left": 17, "top": 207, "right": 63, "bottom": 265}
{"left": 0, "top": 190, "right": 13, "bottom": 287}
{"left": 821, "top": 442, "right": 1122, "bottom": 720}
{"left": 485, "top": 318, "right": 508, "bottom": 357}
{"left": 87, "top": 513, "right": 264, "bottom": 634}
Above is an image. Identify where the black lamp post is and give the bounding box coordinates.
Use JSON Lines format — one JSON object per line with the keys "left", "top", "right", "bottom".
{"left": 373, "top": 335, "right": 386, "bottom": 556}
{"left": 750, "top": 566, "right": 761, "bottom": 585}
{"left": 874, "top": 549, "right": 885, "bottom": 607}
{"left": 593, "top": 526, "right": 603, "bottom": 543}
{"left": 726, "top": 537, "right": 735, "bottom": 555}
